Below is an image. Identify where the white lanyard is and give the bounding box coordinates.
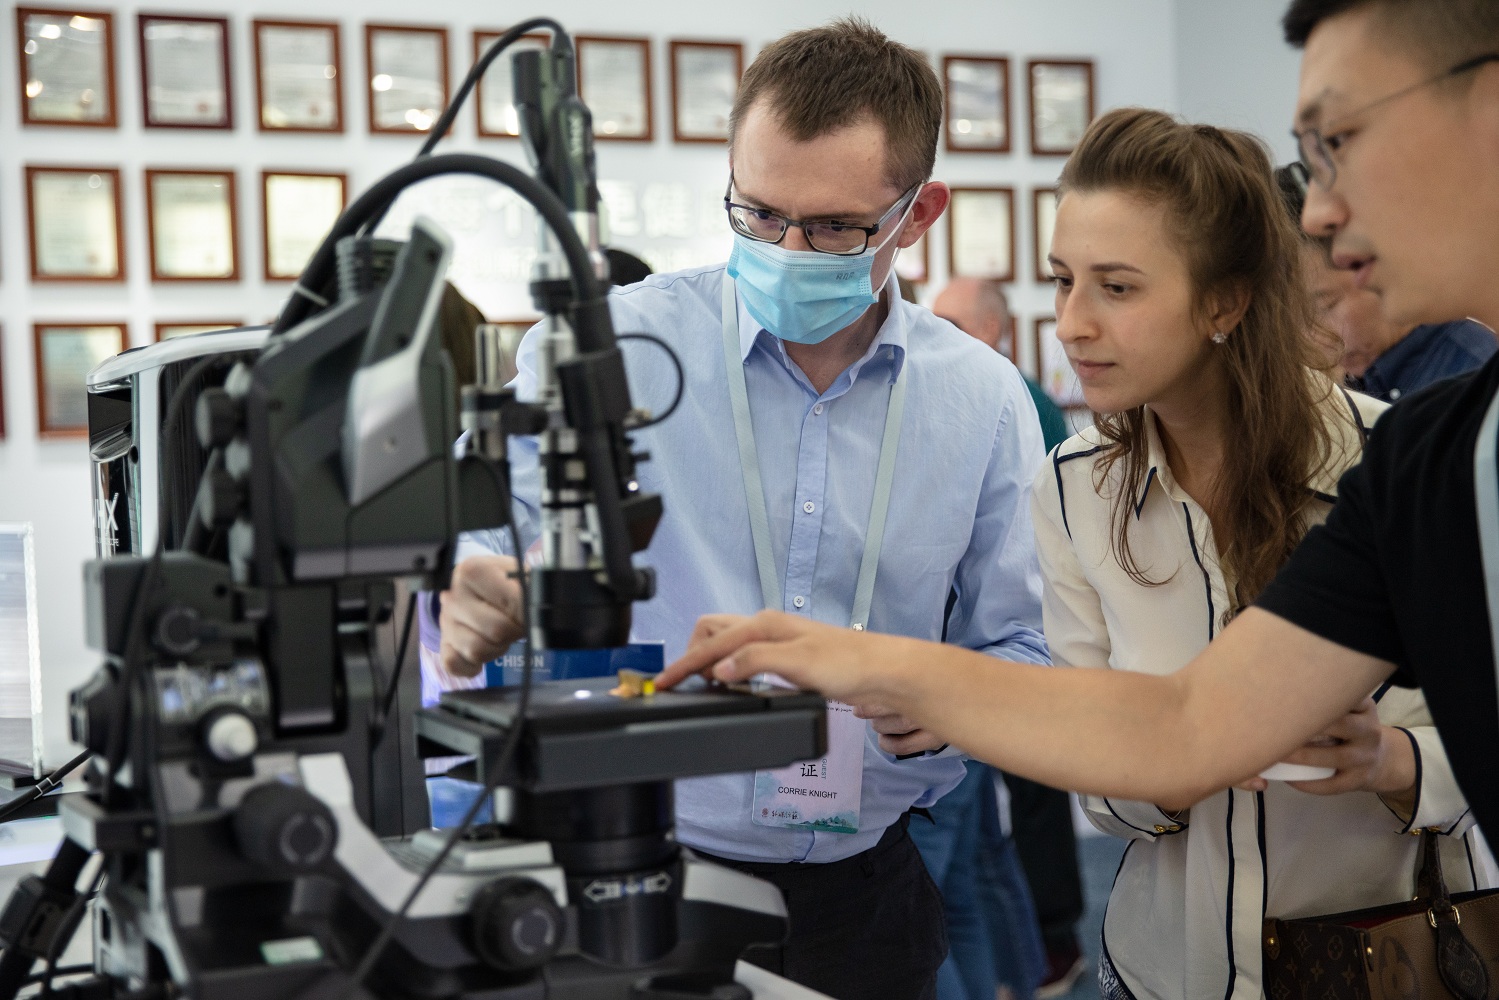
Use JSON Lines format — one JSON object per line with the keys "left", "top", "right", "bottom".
{"left": 1472, "top": 386, "right": 1499, "bottom": 725}
{"left": 719, "top": 274, "right": 905, "bottom": 629}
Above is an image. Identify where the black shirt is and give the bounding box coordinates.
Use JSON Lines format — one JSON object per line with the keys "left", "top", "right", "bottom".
{"left": 1257, "top": 356, "right": 1499, "bottom": 841}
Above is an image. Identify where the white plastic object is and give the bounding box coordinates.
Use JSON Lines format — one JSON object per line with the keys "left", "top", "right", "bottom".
{"left": 1258, "top": 762, "right": 1336, "bottom": 781}
{"left": 205, "top": 711, "right": 259, "bottom": 762}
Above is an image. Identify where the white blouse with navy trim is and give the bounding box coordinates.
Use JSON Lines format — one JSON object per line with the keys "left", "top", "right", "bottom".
{"left": 1029, "top": 383, "right": 1494, "bottom": 1000}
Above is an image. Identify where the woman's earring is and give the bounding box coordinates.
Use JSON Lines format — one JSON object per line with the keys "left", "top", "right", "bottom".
{"left": 1211, "top": 331, "right": 1227, "bottom": 345}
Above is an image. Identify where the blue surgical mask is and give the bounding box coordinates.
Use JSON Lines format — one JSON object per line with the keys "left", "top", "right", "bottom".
{"left": 726, "top": 198, "right": 916, "bottom": 346}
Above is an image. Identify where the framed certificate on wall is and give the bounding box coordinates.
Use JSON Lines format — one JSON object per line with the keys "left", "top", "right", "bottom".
{"left": 253, "top": 19, "right": 342, "bottom": 133}
{"left": 1035, "top": 316, "right": 1086, "bottom": 408}
{"left": 26, "top": 166, "right": 125, "bottom": 282}
{"left": 1028, "top": 59, "right": 1095, "bottom": 155}
{"left": 365, "top": 23, "right": 449, "bottom": 134}
{"left": 138, "top": 14, "right": 231, "bottom": 129}
{"left": 894, "top": 231, "right": 929, "bottom": 285}
{"left": 479, "top": 320, "right": 541, "bottom": 386}
{"left": 943, "top": 55, "right": 1010, "bottom": 153}
{"left": 155, "top": 321, "right": 242, "bottom": 341}
{"left": 1033, "top": 187, "right": 1059, "bottom": 283}
{"left": 0, "top": 329, "right": 6, "bottom": 440}
{"left": 669, "top": 40, "right": 741, "bottom": 144}
{"left": 948, "top": 186, "right": 1015, "bottom": 282}
{"left": 34, "top": 323, "right": 126, "bottom": 437}
{"left": 144, "top": 169, "right": 238, "bottom": 281}
{"left": 261, "top": 171, "right": 347, "bottom": 281}
{"left": 474, "top": 29, "right": 548, "bottom": 138}
{"left": 16, "top": 6, "right": 117, "bottom": 127}
{"left": 576, "top": 35, "right": 653, "bottom": 142}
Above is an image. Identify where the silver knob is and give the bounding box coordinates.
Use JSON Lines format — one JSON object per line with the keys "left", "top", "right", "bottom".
{"left": 205, "top": 712, "right": 258, "bottom": 762}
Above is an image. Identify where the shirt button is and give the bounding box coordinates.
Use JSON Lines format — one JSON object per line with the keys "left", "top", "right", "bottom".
{"left": 1153, "top": 825, "right": 1167, "bottom": 834}
{"left": 803, "top": 501, "right": 815, "bottom": 514}
{"left": 1389, "top": 388, "right": 1402, "bottom": 399}
{"left": 813, "top": 403, "right": 824, "bottom": 415}
{"left": 793, "top": 596, "right": 806, "bottom": 609}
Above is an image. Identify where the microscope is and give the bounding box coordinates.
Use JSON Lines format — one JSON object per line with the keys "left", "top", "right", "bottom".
{"left": 0, "top": 21, "right": 826, "bottom": 1000}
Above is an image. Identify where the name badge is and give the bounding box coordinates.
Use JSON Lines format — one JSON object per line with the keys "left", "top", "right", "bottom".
{"left": 751, "top": 701, "right": 864, "bottom": 834}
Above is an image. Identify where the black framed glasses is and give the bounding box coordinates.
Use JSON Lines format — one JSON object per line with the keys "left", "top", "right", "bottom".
{"left": 723, "top": 176, "right": 920, "bottom": 256}
{"left": 1292, "top": 52, "right": 1499, "bottom": 190}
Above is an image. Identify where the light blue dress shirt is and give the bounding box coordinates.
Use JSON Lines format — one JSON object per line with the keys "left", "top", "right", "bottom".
{"left": 468, "top": 263, "right": 1049, "bottom": 863}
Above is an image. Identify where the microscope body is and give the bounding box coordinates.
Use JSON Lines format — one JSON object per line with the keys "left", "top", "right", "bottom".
{"left": 48, "top": 216, "right": 825, "bottom": 1000}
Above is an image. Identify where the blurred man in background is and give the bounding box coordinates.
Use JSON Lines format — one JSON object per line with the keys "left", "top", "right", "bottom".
{"left": 928, "top": 277, "right": 1085, "bottom": 998}
{"left": 1277, "top": 163, "right": 1495, "bottom": 401}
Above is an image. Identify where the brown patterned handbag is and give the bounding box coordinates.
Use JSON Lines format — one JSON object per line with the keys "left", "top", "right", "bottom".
{"left": 1262, "top": 831, "right": 1499, "bottom": 1000}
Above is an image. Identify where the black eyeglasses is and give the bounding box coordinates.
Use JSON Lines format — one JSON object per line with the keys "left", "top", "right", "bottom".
{"left": 723, "top": 176, "right": 919, "bottom": 256}
{"left": 1292, "top": 52, "right": 1499, "bottom": 190}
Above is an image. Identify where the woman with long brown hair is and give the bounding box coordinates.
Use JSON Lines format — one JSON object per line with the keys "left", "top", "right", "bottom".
{"left": 1033, "top": 107, "right": 1488, "bottom": 1000}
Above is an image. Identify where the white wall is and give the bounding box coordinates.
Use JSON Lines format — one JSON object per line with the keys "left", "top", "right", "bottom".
{"left": 0, "top": 0, "right": 1181, "bottom": 766}
{"left": 1174, "top": 0, "right": 1304, "bottom": 163}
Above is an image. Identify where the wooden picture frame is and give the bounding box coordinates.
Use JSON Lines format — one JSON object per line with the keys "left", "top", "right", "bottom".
{"left": 365, "top": 22, "right": 449, "bottom": 135}
{"left": 253, "top": 19, "right": 343, "bottom": 133}
{"left": 155, "top": 321, "right": 243, "bottom": 341}
{"left": 0, "top": 328, "right": 7, "bottom": 440}
{"left": 137, "top": 13, "right": 231, "bottom": 129}
{"left": 1034, "top": 315, "right": 1086, "bottom": 409}
{"left": 1033, "top": 187, "right": 1058, "bottom": 283}
{"left": 668, "top": 40, "right": 742, "bottom": 144}
{"left": 482, "top": 319, "right": 541, "bottom": 386}
{"left": 16, "top": 6, "right": 118, "bottom": 127}
{"left": 576, "top": 35, "right": 653, "bottom": 142}
{"left": 33, "top": 322, "right": 126, "bottom": 437}
{"left": 473, "top": 29, "right": 549, "bottom": 138}
{"left": 261, "top": 170, "right": 347, "bottom": 281}
{"left": 25, "top": 165, "right": 125, "bottom": 282}
{"left": 894, "top": 231, "right": 929, "bottom": 285}
{"left": 1028, "top": 59, "right": 1096, "bottom": 156}
{"left": 144, "top": 169, "right": 238, "bottom": 282}
{"left": 943, "top": 55, "right": 1010, "bottom": 154}
{"left": 947, "top": 186, "right": 1016, "bottom": 282}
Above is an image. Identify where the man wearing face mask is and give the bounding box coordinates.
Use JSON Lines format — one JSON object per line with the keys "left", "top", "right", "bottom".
{"left": 432, "top": 18, "right": 1048, "bottom": 999}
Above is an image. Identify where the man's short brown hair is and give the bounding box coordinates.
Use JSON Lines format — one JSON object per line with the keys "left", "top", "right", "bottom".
{"left": 1283, "top": 0, "right": 1499, "bottom": 71}
{"left": 727, "top": 17, "right": 941, "bottom": 193}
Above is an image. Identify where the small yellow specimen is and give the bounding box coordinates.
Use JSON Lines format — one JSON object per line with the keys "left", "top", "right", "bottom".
{"left": 609, "top": 669, "right": 657, "bottom": 699}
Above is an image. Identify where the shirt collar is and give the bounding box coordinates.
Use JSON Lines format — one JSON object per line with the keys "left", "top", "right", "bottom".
{"left": 1131, "top": 379, "right": 1363, "bottom": 515}
{"left": 1355, "top": 323, "right": 1440, "bottom": 396}
{"left": 735, "top": 270, "right": 909, "bottom": 384}
{"left": 1134, "top": 409, "right": 1177, "bottom": 514}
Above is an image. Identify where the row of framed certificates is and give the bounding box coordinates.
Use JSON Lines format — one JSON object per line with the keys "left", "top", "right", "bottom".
{"left": 19, "top": 166, "right": 1064, "bottom": 287}
{"left": 3, "top": 318, "right": 539, "bottom": 439}
{"left": 5, "top": 317, "right": 1074, "bottom": 441}
{"left": 16, "top": 8, "right": 1096, "bottom": 152}
{"left": 899, "top": 186, "right": 1061, "bottom": 286}
{"left": 943, "top": 56, "right": 1093, "bottom": 155}
{"left": 21, "top": 165, "right": 346, "bottom": 282}
{"left": 18, "top": 8, "right": 734, "bottom": 143}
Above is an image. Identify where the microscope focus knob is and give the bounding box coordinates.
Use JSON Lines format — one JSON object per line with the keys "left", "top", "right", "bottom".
{"left": 469, "top": 878, "right": 563, "bottom": 971}
{"left": 198, "top": 468, "right": 246, "bottom": 531}
{"left": 203, "top": 710, "right": 258, "bottom": 762}
{"left": 153, "top": 605, "right": 201, "bottom": 658}
{"left": 233, "top": 783, "right": 338, "bottom": 872}
{"left": 195, "top": 387, "right": 242, "bottom": 449}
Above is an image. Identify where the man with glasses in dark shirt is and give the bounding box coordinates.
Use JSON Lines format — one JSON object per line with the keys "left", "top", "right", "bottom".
{"left": 661, "top": 0, "right": 1499, "bottom": 872}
